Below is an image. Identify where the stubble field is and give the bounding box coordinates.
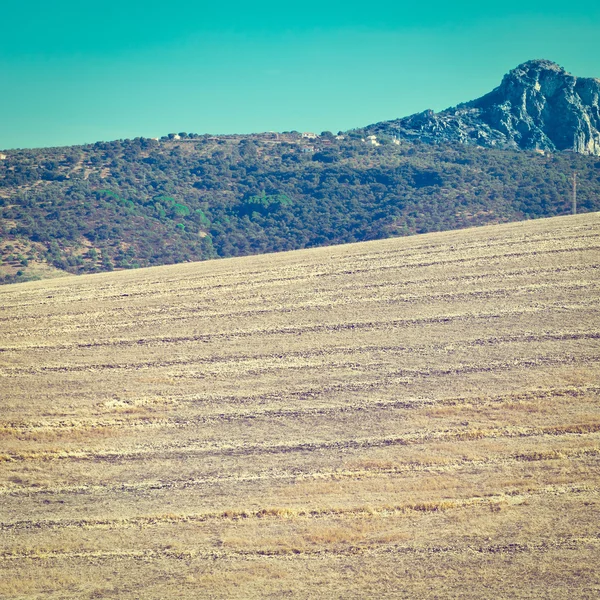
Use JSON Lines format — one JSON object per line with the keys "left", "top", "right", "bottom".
{"left": 1, "top": 213, "right": 599, "bottom": 599}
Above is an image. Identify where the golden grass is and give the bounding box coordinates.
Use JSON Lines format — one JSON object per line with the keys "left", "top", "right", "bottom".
{"left": 0, "top": 213, "right": 599, "bottom": 598}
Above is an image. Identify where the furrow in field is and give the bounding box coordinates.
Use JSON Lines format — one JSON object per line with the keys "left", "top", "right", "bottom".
{"left": 2, "top": 535, "right": 599, "bottom": 563}
{"left": 2, "top": 422, "right": 599, "bottom": 463}
{"left": 305, "top": 245, "right": 600, "bottom": 281}
{"left": 0, "top": 285, "right": 571, "bottom": 333}
{"left": 2, "top": 385, "right": 597, "bottom": 434}
{"left": 2, "top": 445, "right": 598, "bottom": 498}
{"left": 184, "top": 352, "right": 600, "bottom": 380}
{"left": 2, "top": 330, "right": 598, "bottom": 374}
{"left": 2, "top": 303, "right": 598, "bottom": 356}
{"left": 4, "top": 293, "right": 598, "bottom": 345}
{"left": 2, "top": 351, "right": 598, "bottom": 386}
{"left": 177, "top": 383, "right": 599, "bottom": 410}
{"left": 1, "top": 483, "right": 597, "bottom": 535}
{"left": 2, "top": 291, "right": 598, "bottom": 353}
{"left": 347, "top": 263, "right": 599, "bottom": 294}
{"left": 166, "top": 353, "right": 598, "bottom": 383}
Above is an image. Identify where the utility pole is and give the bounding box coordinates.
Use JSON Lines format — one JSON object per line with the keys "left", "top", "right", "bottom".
{"left": 572, "top": 172, "right": 577, "bottom": 215}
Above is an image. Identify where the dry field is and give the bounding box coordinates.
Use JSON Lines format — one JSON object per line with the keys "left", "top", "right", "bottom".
{"left": 1, "top": 213, "right": 599, "bottom": 599}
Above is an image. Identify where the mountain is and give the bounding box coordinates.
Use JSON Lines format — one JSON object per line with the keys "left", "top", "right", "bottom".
{"left": 1, "top": 60, "right": 599, "bottom": 285}
{"left": 364, "top": 60, "right": 600, "bottom": 155}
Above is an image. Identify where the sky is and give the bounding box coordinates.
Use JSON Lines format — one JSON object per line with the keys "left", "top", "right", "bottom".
{"left": 1, "top": 1, "right": 599, "bottom": 149}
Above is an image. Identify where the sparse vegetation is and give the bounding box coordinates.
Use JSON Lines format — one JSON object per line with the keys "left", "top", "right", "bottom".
{"left": 0, "top": 213, "right": 598, "bottom": 598}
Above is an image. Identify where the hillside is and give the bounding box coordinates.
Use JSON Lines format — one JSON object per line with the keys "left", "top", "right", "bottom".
{"left": 1, "top": 130, "right": 599, "bottom": 286}
{"left": 1, "top": 60, "right": 599, "bottom": 285}
{"left": 1, "top": 213, "right": 599, "bottom": 598}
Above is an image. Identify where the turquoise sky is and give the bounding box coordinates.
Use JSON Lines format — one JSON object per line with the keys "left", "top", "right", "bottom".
{"left": 1, "top": 1, "right": 599, "bottom": 149}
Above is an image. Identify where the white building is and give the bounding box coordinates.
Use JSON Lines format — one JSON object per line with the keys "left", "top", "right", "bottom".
{"left": 302, "top": 132, "right": 318, "bottom": 139}
{"left": 0, "top": 153, "right": 6, "bottom": 160}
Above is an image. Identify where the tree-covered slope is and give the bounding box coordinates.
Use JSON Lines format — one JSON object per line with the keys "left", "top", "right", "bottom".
{"left": 1, "top": 132, "right": 599, "bottom": 284}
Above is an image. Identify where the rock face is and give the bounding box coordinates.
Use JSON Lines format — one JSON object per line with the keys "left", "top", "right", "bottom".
{"left": 366, "top": 60, "right": 600, "bottom": 155}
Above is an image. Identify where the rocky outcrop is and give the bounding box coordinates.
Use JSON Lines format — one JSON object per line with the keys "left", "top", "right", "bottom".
{"left": 365, "top": 60, "right": 600, "bottom": 155}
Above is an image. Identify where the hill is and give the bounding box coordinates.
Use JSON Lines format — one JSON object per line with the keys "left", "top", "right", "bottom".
{"left": 363, "top": 59, "right": 600, "bottom": 154}
{"left": 1, "top": 60, "right": 599, "bottom": 285}
{"left": 1, "top": 213, "right": 599, "bottom": 598}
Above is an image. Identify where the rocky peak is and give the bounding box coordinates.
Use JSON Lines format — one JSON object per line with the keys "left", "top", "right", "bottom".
{"left": 365, "top": 60, "right": 600, "bottom": 155}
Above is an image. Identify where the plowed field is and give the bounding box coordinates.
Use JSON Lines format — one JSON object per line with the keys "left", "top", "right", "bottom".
{"left": 1, "top": 213, "right": 599, "bottom": 598}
